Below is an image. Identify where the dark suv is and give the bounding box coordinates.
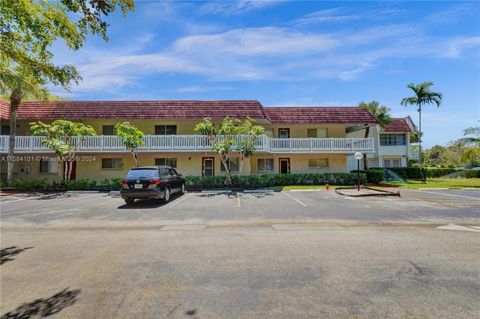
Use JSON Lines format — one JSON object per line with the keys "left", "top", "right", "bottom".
{"left": 120, "top": 166, "right": 185, "bottom": 206}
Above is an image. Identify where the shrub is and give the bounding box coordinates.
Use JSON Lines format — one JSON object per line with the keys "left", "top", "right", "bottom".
{"left": 185, "top": 172, "right": 366, "bottom": 189}
{"left": 100, "top": 177, "right": 122, "bottom": 190}
{"left": 0, "top": 180, "right": 6, "bottom": 189}
{"left": 64, "top": 178, "right": 97, "bottom": 190}
{"left": 351, "top": 169, "right": 385, "bottom": 184}
{"left": 369, "top": 167, "right": 480, "bottom": 180}
{"left": 12, "top": 178, "right": 49, "bottom": 191}
{"left": 460, "top": 170, "right": 480, "bottom": 178}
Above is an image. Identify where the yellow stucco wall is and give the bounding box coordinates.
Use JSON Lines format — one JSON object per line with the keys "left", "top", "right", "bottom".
{"left": 1, "top": 119, "right": 350, "bottom": 182}
{"left": 250, "top": 153, "right": 347, "bottom": 174}
{"left": 6, "top": 119, "right": 347, "bottom": 138}
{"left": 264, "top": 124, "right": 346, "bottom": 138}
{"left": 0, "top": 152, "right": 254, "bottom": 182}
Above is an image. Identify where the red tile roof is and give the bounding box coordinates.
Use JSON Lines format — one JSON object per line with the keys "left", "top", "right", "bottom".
{"left": 0, "top": 100, "right": 267, "bottom": 120}
{"left": 0, "top": 99, "right": 8, "bottom": 120}
{"left": 264, "top": 107, "right": 378, "bottom": 124}
{"left": 383, "top": 118, "right": 412, "bottom": 132}
{"left": 0, "top": 100, "right": 380, "bottom": 125}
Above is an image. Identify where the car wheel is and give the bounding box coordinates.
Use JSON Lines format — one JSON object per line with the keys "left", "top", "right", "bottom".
{"left": 180, "top": 183, "right": 185, "bottom": 194}
{"left": 124, "top": 198, "right": 135, "bottom": 206}
{"left": 163, "top": 187, "right": 170, "bottom": 203}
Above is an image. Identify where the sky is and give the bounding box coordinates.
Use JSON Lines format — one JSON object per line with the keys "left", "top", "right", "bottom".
{"left": 51, "top": 0, "right": 480, "bottom": 147}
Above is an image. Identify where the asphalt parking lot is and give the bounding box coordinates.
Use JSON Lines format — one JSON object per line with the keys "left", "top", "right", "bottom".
{"left": 1, "top": 188, "right": 479, "bottom": 228}
{"left": 1, "top": 189, "right": 479, "bottom": 318}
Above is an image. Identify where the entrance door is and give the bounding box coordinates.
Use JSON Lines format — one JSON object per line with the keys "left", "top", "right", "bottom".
{"left": 279, "top": 158, "right": 290, "bottom": 174}
{"left": 63, "top": 160, "right": 77, "bottom": 180}
{"left": 202, "top": 157, "right": 215, "bottom": 176}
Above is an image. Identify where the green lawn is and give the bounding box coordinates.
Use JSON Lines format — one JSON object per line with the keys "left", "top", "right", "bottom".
{"left": 274, "top": 178, "right": 480, "bottom": 191}
{"left": 381, "top": 178, "right": 480, "bottom": 189}
{"left": 275, "top": 185, "right": 342, "bottom": 191}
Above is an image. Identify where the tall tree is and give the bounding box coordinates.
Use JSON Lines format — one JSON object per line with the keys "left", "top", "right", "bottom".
{"left": 401, "top": 82, "right": 442, "bottom": 183}
{"left": 359, "top": 101, "right": 392, "bottom": 169}
{"left": 0, "top": 0, "right": 134, "bottom": 185}
{"left": 194, "top": 117, "right": 264, "bottom": 185}
{"left": 455, "top": 126, "right": 480, "bottom": 167}
{"left": 115, "top": 122, "right": 145, "bottom": 167}
{"left": 30, "top": 120, "right": 96, "bottom": 181}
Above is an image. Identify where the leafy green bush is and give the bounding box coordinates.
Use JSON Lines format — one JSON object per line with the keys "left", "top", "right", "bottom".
{"left": 100, "top": 177, "right": 122, "bottom": 190}
{"left": 460, "top": 170, "right": 480, "bottom": 178}
{"left": 351, "top": 169, "right": 385, "bottom": 184}
{"left": 12, "top": 178, "right": 49, "bottom": 191}
{"left": 370, "top": 167, "right": 480, "bottom": 180}
{"left": 185, "top": 173, "right": 366, "bottom": 189}
{"left": 0, "top": 180, "right": 6, "bottom": 189}
{"left": 64, "top": 178, "right": 97, "bottom": 190}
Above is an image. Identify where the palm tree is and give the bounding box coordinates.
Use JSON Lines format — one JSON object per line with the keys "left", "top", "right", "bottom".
{"left": 0, "top": 66, "right": 49, "bottom": 186}
{"left": 359, "top": 101, "right": 393, "bottom": 169}
{"left": 401, "top": 82, "right": 442, "bottom": 183}
{"left": 455, "top": 125, "right": 480, "bottom": 167}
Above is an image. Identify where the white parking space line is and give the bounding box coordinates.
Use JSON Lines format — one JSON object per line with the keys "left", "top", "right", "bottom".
{"left": 167, "top": 193, "right": 193, "bottom": 208}
{"left": 282, "top": 191, "right": 309, "bottom": 207}
{"left": 417, "top": 190, "right": 480, "bottom": 201}
{"left": 236, "top": 192, "right": 241, "bottom": 208}
{"left": 0, "top": 195, "right": 44, "bottom": 204}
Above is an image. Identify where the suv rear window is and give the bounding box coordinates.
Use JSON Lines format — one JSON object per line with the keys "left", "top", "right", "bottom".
{"left": 159, "top": 168, "right": 170, "bottom": 177}
{"left": 126, "top": 169, "right": 158, "bottom": 179}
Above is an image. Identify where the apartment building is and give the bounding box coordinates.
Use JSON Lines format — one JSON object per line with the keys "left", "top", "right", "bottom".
{"left": 346, "top": 117, "right": 416, "bottom": 170}
{"left": 0, "top": 100, "right": 413, "bottom": 182}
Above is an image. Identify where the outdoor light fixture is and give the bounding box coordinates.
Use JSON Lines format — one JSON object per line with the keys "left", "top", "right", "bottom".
{"left": 354, "top": 152, "right": 363, "bottom": 191}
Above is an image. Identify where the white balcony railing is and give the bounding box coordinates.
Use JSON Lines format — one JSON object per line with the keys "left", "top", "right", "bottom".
{"left": 0, "top": 135, "right": 375, "bottom": 154}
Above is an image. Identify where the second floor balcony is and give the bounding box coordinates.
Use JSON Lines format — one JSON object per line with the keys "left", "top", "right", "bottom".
{"left": 0, "top": 135, "right": 375, "bottom": 154}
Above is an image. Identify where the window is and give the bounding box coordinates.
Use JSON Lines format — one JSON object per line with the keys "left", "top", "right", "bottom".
{"left": 39, "top": 159, "right": 58, "bottom": 173}
{"left": 101, "top": 158, "right": 123, "bottom": 169}
{"left": 102, "top": 125, "right": 115, "bottom": 135}
{"left": 308, "top": 158, "right": 329, "bottom": 168}
{"left": 380, "top": 134, "right": 406, "bottom": 146}
{"left": 155, "top": 125, "right": 177, "bottom": 135}
{"left": 155, "top": 158, "right": 177, "bottom": 168}
{"left": 126, "top": 168, "right": 158, "bottom": 179}
{"left": 257, "top": 158, "right": 274, "bottom": 172}
{"left": 1, "top": 125, "right": 10, "bottom": 135}
{"left": 384, "top": 159, "right": 401, "bottom": 168}
{"left": 220, "top": 158, "right": 240, "bottom": 172}
{"left": 278, "top": 128, "right": 290, "bottom": 138}
{"left": 307, "top": 128, "right": 328, "bottom": 138}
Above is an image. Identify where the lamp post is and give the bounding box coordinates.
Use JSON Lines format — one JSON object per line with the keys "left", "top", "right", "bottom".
{"left": 354, "top": 152, "right": 363, "bottom": 191}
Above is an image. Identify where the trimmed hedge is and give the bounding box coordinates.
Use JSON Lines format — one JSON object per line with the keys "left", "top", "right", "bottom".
{"left": 350, "top": 169, "right": 385, "bottom": 184}
{"left": 4, "top": 177, "right": 122, "bottom": 191}
{"left": 185, "top": 172, "right": 367, "bottom": 189}
{"left": 374, "top": 167, "right": 462, "bottom": 180}
{"left": 12, "top": 178, "right": 49, "bottom": 191}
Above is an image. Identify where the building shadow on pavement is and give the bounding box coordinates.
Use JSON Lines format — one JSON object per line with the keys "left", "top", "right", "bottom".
{"left": 0, "top": 246, "right": 33, "bottom": 265}
{"left": 117, "top": 193, "right": 184, "bottom": 209}
{"left": 0, "top": 288, "right": 80, "bottom": 319}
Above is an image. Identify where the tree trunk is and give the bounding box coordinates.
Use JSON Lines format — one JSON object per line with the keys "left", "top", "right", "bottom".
{"left": 63, "top": 159, "right": 68, "bottom": 181}
{"left": 132, "top": 151, "right": 139, "bottom": 167}
{"left": 363, "top": 126, "right": 370, "bottom": 170}
{"left": 68, "top": 159, "right": 73, "bottom": 181}
{"left": 417, "top": 105, "right": 426, "bottom": 183}
{"left": 7, "top": 90, "right": 22, "bottom": 186}
{"left": 239, "top": 156, "right": 245, "bottom": 175}
{"left": 220, "top": 156, "right": 231, "bottom": 186}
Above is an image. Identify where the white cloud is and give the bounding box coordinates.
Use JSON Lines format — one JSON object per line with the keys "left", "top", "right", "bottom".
{"left": 60, "top": 18, "right": 480, "bottom": 94}
{"left": 165, "top": 85, "right": 234, "bottom": 93}
{"left": 293, "top": 8, "right": 360, "bottom": 25}
{"left": 199, "top": 0, "right": 285, "bottom": 15}
{"left": 172, "top": 27, "right": 339, "bottom": 56}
